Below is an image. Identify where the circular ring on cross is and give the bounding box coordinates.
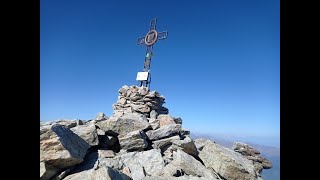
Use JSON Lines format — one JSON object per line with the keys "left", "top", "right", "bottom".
{"left": 144, "top": 30, "right": 158, "bottom": 46}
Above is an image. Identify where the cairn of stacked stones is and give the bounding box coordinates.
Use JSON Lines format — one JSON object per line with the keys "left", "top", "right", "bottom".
{"left": 40, "top": 85, "right": 272, "bottom": 180}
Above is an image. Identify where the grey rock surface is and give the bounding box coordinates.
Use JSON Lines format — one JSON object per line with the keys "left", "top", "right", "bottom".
{"left": 40, "top": 124, "right": 90, "bottom": 169}
{"left": 146, "top": 124, "right": 181, "bottom": 140}
{"left": 71, "top": 124, "right": 99, "bottom": 146}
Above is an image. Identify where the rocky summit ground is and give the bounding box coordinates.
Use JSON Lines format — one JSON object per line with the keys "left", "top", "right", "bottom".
{"left": 40, "top": 85, "right": 272, "bottom": 180}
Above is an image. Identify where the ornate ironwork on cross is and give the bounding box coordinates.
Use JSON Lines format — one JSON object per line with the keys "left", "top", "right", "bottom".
{"left": 136, "top": 18, "right": 168, "bottom": 88}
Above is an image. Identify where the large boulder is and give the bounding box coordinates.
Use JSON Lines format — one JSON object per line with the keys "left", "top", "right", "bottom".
{"left": 120, "top": 149, "right": 165, "bottom": 178}
{"left": 71, "top": 124, "right": 99, "bottom": 146}
{"left": 40, "top": 124, "right": 90, "bottom": 169}
{"left": 196, "top": 139, "right": 258, "bottom": 180}
{"left": 146, "top": 124, "right": 181, "bottom": 140}
{"left": 194, "top": 138, "right": 215, "bottom": 151}
{"left": 165, "top": 150, "right": 217, "bottom": 178}
{"left": 97, "top": 113, "right": 151, "bottom": 135}
{"left": 119, "top": 130, "right": 148, "bottom": 151}
{"left": 152, "top": 136, "right": 198, "bottom": 158}
{"left": 171, "top": 136, "right": 199, "bottom": 158}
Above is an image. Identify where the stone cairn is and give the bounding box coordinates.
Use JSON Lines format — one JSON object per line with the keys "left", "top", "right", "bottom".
{"left": 40, "top": 85, "right": 272, "bottom": 180}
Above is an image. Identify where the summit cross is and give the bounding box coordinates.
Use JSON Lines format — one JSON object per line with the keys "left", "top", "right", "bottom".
{"left": 136, "top": 18, "right": 168, "bottom": 88}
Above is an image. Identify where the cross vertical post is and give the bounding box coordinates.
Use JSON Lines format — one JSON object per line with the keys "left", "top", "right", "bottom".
{"left": 136, "top": 18, "right": 168, "bottom": 88}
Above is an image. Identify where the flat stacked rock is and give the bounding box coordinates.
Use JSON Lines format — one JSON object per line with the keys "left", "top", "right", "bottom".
{"left": 40, "top": 85, "right": 272, "bottom": 180}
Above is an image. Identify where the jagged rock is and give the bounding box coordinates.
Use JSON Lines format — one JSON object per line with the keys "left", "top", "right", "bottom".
{"left": 163, "top": 145, "right": 175, "bottom": 164}
{"left": 158, "top": 114, "right": 176, "bottom": 127}
{"left": 64, "top": 166, "right": 131, "bottom": 180}
{"left": 99, "top": 156, "right": 123, "bottom": 170}
{"left": 119, "top": 85, "right": 130, "bottom": 96}
{"left": 40, "top": 162, "right": 60, "bottom": 180}
{"left": 98, "top": 150, "right": 115, "bottom": 158}
{"left": 233, "top": 142, "right": 272, "bottom": 171}
{"left": 254, "top": 163, "right": 264, "bottom": 173}
{"left": 197, "top": 140, "right": 257, "bottom": 180}
{"left": 97, "top": 112, "right": 151, "bottom": 135}
{"left": 118, "top": 97, "right": 127, "bottom": 105}
{"left": 120, "top": 149, "right": 165, "bottom": 177}
{"left": 138, "top": 86, "right": 149, "bottom": 96}
{"left": 40, "top": 124, "right": 90, "bottom": 169}
{"left": 155, "top": 149, "right": 216, "bottom": 178}
{"left": 154, "top": 160, "right": 183, "bottom": 177}
{"left": 131, "top": 104, "right": 151, "bottom": 113}
{"left": 76, "top": 119, "right": 83, "bottom": 126}
{"left": 173, "top": 117, "right": 183, "bottom": 124}
{"left": 171, "top": 136, "right": 199, "bottom": 157}
{"left": 261, "top": 157, "right": 272, "bottom": 169}
{"left": 119, "top": 130, "right": 148, "bottom": 151}
{"left": 149, "top": 118, "right": 160, "bottom": 130}
{"left": 95, "top": 112, "right": 108, "bottom": 121}
{"left": 71, "top": 124, "right": 99, "bottom": 146}
{"left": 233, "top": 142, "right": 261, "bottom": 156}
{"left": 146, "top": 124, "right": 181, "bottom": 140}
{"left": 55, "top": 120, "right": 78, "bottom": 128}
{"left": 180, "top": 129, "right": 190, "bottom": 137}
{"left": 152, "top": 135, "right": 181, "bottom": 150}
{"left": 150, "top": 110, "right": 158, "bottom": 119}
{"left": 194, "top": 138, "right": 215, "bottom": 151}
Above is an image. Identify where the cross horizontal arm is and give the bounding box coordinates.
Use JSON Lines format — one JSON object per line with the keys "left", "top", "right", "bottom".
{"left": 137, "top": 36, "right": 145, "bottom": 45}
{"left": 157, "top": 31, "right": 168, "bottom": 40}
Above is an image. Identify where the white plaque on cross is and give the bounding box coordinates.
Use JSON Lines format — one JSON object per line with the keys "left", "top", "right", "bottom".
{"left": 136, "top": 72, "right": 149, "bottom": 81}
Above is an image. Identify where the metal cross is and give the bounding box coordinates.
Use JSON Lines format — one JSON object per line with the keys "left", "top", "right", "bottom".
{"left": 136, "top": 18, "right": 168, "bottom": 88}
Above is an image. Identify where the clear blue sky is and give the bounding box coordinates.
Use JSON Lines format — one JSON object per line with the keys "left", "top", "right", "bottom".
{"left": 41, "top": 0, "right": 279, "bottom": 145}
